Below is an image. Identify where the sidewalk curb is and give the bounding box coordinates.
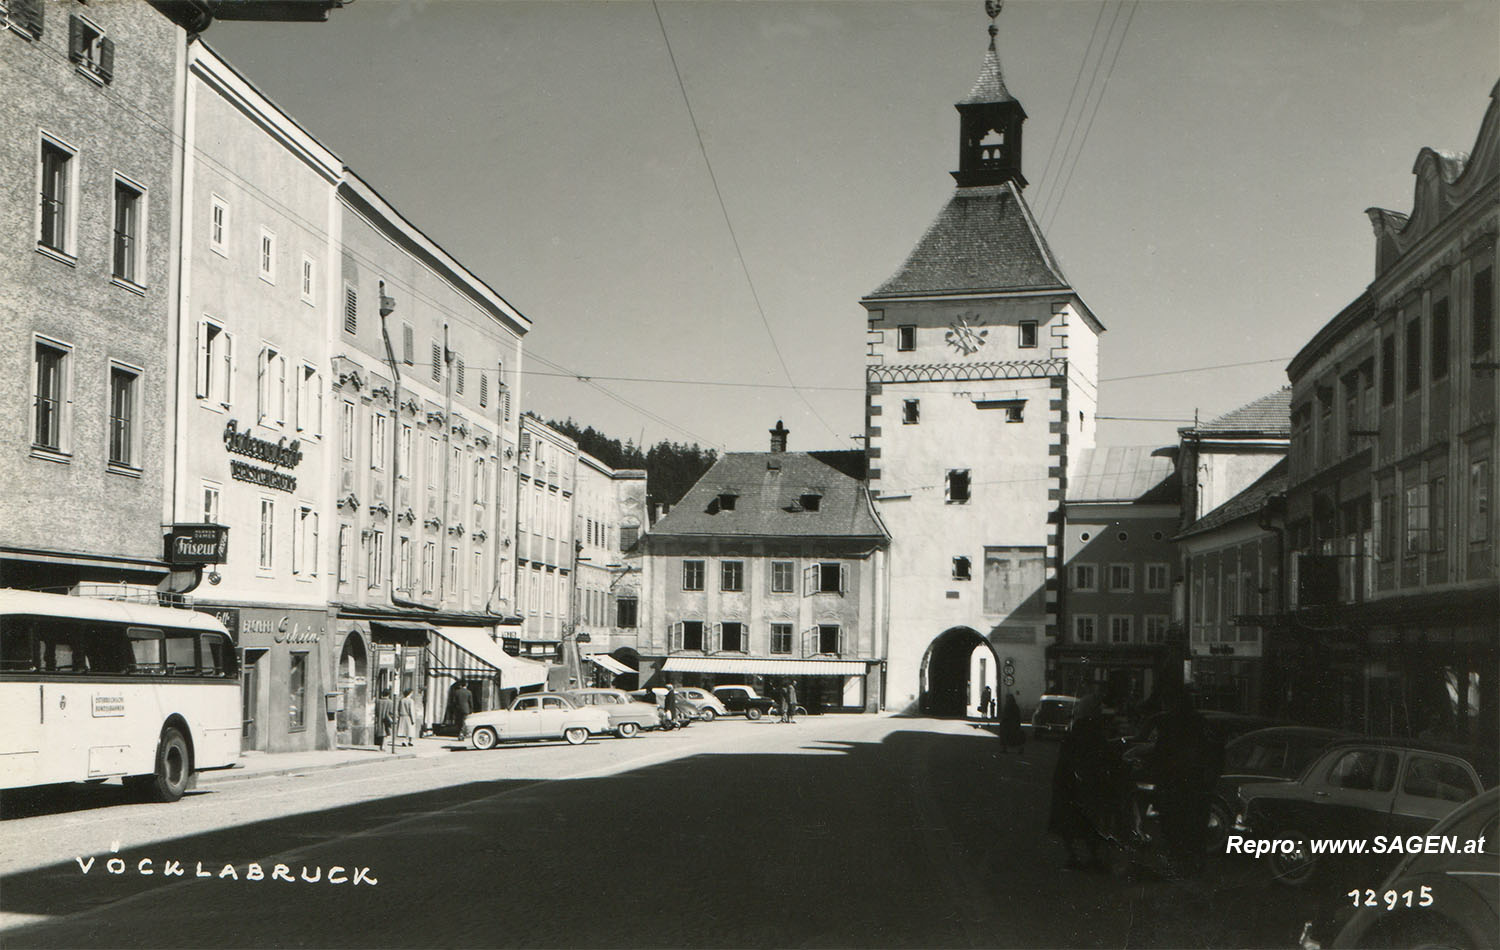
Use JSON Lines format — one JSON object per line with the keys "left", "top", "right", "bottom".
{"left": 198, "top": 750, "right": 420, "bottom": 786}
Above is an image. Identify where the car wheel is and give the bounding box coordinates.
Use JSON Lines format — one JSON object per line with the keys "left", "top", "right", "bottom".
{"left": 129, "top": 726, "right": 191, "bottom": 803}
{"left": 698, "top": 708, "right": 716, "bottom": 723}
{"left": 471, "top": 727, "right": 498, "bottom": 751}
{"left": 1204, "top": 800, "right": 1231, "bottom": 854}
{"left": 617, "top": 722, "right": 639, "bottom": 739}
{"left": 746, "top": 708, "right": 762, "bottom": 721}
{"left": 564, "top": 727, "right": 589, "bottom": 745}
{"left": 1268, "top": 829, "right": 1317, "bottom": 886}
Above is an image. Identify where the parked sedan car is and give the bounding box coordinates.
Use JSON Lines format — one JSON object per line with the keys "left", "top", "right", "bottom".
{"left": 671, "top": 687, "right": 729, "bottom": 722}
{"left": 1029, "top": 694, "right": 1078, "bottom": 738}
{"left": 1305, "top": 786, "right": 1499, "bottom": 950}
{"left": 712, "top": 685, "right": 779, "bottom": 720}
{"left": 562, "top": 688, "right": 661, "bottom": 738}
{"left": 1236, "top": 738, "right": 1490, "bottom": 887}
{"left": 462, "top": 692, "right": 612, "bottom": 749}
{"left": 1202, "top": 726, "right": 1354, "bottom": 852}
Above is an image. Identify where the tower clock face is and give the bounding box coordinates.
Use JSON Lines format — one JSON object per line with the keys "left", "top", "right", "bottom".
{"left": 945, "top": 313, "right": 988, "bottom": 355}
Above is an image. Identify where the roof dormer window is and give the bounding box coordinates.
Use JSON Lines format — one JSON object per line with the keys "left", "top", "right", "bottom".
{"left": 717, "top": 492, "right": 737, "bottom": 512}
{"left": 799, "top": 493, "right": 822, "bottom": 512}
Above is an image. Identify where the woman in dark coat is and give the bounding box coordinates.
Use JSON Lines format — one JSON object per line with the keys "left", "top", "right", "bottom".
{"left": 1047, "top": 694, "right": 1118, "bottom": 870}
{"left": 1000, "top": 693, "right": 1025, "bottom": 752}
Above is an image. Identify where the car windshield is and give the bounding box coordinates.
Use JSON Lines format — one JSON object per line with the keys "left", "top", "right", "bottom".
{"left": 1034, "top": 701, "right": 1073, "bottom": 724}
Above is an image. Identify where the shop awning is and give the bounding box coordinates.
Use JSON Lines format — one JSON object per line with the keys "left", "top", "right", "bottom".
{"left": 584, "top": 653, "right": 634, "bottom": 676}
{"left": 661, "top": 657, "right": 870, "bottom": 676}
{"left": 431, "top": 627, "right": 546, "bottom": 688}
{"left": 369, "top": 620, "right": 436, "bottom": 646}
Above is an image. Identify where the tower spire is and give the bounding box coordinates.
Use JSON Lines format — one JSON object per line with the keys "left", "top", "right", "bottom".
{"left": 986, "top": 0, "right": 1001, "bottom": 51}
{"left": 952, "top": 0, "right": 1028, "bottom": 188}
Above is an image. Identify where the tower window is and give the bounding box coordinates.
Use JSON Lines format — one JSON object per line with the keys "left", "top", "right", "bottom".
{"left": 952, "top": 556, "right": 971, "bottom": 581}
{"left": 946, "top": 469, "right": 971, "bottom": 504}
{"left": 903, "top": 399, "right": 920, "bottom": 425}
{"left": 897, "top": 326, "right": 916, "bottom": 352}
{"left": 1018, "top": 321, "right": 1038, "bottom": 348}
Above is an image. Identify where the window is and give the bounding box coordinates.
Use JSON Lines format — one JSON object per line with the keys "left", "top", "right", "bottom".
{"left": 201, "top": 483, "right": 220, "bottom": 524}
{"left": 952, "top": 556, "right": 971, "bottom": 581}
{"left": 681, "top": 621, "right": 704, "bottom": 652}
{"left": 287, "top": 653, "right": 307, "bottom": 731}
{"left": 1405, "top": 316, "right": 1422, "bottom": 395}
{"left": 1405, "top": 482, "right": 1428, "bottom": 556}
{"left": 1109, "top": 615, "right": 1133, "bottom": 644}
{"left": 367, "top": 530, "right": 385, "bottom": 588}
{"left": 1145, "top": 563, "right": 1169, "bottom": 593}
{"left": 1470, "top": 458, "right": 1490, "bottom": 543}
{"left": 111, "top": 178, "right": 143, "bottom": 284}
{"left": 1429, "top": 475, "right": 1447, "bottom": 554}
{"left": 107, "top": 363, "right": 138, "bottom": 469}
{"left": 1474, "top": 267, "right": 1494, "bottom": 356}
{"left": 1431, "top": 298, "right": 1450, "bottom": 381}
{"left": 897, "top": 325, "right": 916, "bottom": 351}
{"left": 8, "top": 0, "right": 44, "bottom": 40}
{"left": 799, "top": 493, "right": 821, "bottom": 512}
{"left": 401, "top": 323, "right": 414, "bottom": 364}
{"left": 32, "top": 338, "right": 70, "bottom": 454}
{"left": 337, "top": 524, "right": 351, "bottom": 585}
{"left": 256, "top": 345, "right": 286, "bottom": 426}
{"left": 817, "top": 624, "right": 841, "bottom": 655}
{"left": 1379, "top": 491, "right": 1397, "bottom": 561}
{"left": 394, "top": 536, "right": 411, "bottom": 591}
{"left": 197, "top": 320, "right": 233, "bottom": 406}
{"left": 343, "top": 284, "right": 357, "bottom": 334}
{"left": 340, "top": 402, "right": 356, "bottom": 461}
{"left": 427, "top": 436, "right": 440, "bottom": 489}
{"left": 258, "top": 498, "right": 275, "bottom": 571}
{"left": 472, "top": 456, "right": 486, "bottom": 504}
{"left": 1328, "top": 749, "right": 1397, "bottom": 792}
{"left": 716, "top": 492, "right": 737, "bottom": 512}
{"left": 903, "top": 399, "right": 920, "bottom": 424}
{"left": 258, "top": 229, "right": 275, "bottom": 283}
{"left": 621, "top": 524, "right": 639, "bottom": 549}
{"left": 770, "top": 623, "right": 793, "bottom": 655}
{"left": 210, "top": 195, "right": 228, "bottom": 255}
{"left": 1073, "top": 616, "right": 1097, "bottom": 643}
{"left": 720, "top": 622, "right": 746, "bottom": 653}
{"left": 470, "top": 551, "right": 482, "bottom": 602}
{"left": 293, "top": 506, "right": 318, "bottom": 576}
{"left": 616, "top": 597, "right": 638, "bottom": 629}
{"left": 1380, "top": 334, "right": 1395, "bottom": 406}
{"left": 1144, "top": 616, "right": 1168, "bottom": 644}
{"left": 421, "top": 542, "right": 436, "bottom": 593}
{"left": 1108, "top": 563, "right": 1133, "bottom": 592}
{"left": 771, "top": 561, "right": 795, "bottom": 593}
{"left": 301, "top": 256, "right": 315, "bottom": 303}
{"left": 682, "top": 559, "right": 705, "bottom": 591}
{"left": 296, "top": 364, "right": 320, "bottom": 435}
{"left": 720, "top": 560, "right": 744, "bottom": 592}
{"left": 39, "top": 138, "right": 74, "bottom": 254}
{"left": 370, "top": 412, "right": 387, "bottom": 471}
{"left": 1071, "top": 563, "right": 1096, "bottom": 591}
{"left": 1018, "top": 321, "right": 1038, "bottom": 348}
{"left": 1004, "top": 403, "right": 1024, "bottom": 423}
{"left": 807, "top": 561, "right": 845, "bottom": 595}
{"left": 946, "top": 469, "right": 971, "bottom": 504}
{"left": 67, "top": 14, "right": 113, "bottom": 82}
{"left": 1402, "top": 756, "right": 1479, "bottom": 804}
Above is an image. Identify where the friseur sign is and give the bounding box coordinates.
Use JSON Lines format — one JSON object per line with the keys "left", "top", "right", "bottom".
{"left": 166, "top": 524, "right": 230, "bottom": 565}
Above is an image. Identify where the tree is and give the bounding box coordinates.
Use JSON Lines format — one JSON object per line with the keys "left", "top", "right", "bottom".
{"left": 547, "top": 418, "right": 714, "bottom": 509}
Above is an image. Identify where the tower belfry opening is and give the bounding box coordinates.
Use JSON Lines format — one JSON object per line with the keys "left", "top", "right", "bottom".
{"left": 953, "top": 0, "right": 1028, "bottom": 189}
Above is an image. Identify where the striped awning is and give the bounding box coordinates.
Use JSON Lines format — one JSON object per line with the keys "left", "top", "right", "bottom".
{"left": 431, "top": 627, "right": 546, "bottom": 688}
{"left": 661, "top": 656, "right": 870, "bottom": 676}
{"left": 584, "top": 653, "right": 634, "bottom": 676}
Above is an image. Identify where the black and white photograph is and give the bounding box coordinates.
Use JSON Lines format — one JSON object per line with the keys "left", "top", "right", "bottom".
{"left": 1, "top": 0, "right": 1496, "bottom": 946}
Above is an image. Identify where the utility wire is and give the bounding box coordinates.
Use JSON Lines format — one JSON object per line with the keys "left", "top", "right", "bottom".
{"left": 1032, "top": 0, "right": 1111, "bottom": 200}
{"left": 650, "top": 1, "right": 848, "bottom": 448}
{"left": 1101, "top": 357, "right": 1291, "bottom": 383}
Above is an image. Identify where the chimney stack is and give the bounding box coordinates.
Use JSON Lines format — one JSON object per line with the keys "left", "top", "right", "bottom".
{"left": 769, "top": 420, "right": 789, "bottom": 454}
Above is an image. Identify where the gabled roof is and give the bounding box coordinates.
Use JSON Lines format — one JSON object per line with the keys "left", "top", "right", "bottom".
{"left": 865, "top": 182, "right": 1070, "bottom": 300}
{"left": 648, "top": 453, "right": 887, "bottom": 541}
{"left": 1182, "top": 388, "right": 1292, "bottom": 439}
{"left": 1067, "top": 446, "right": 1179, "bottom": 505}
{"left": 1176, "top": 458, "right": 1287, "bottom": 540}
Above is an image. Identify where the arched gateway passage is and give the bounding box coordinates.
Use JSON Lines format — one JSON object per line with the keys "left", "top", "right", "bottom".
{"left": 920, "top": 627, "right": 999, "bottom": 718}
{"left": 337, "top": 633, "right": 369, "bottom": 745}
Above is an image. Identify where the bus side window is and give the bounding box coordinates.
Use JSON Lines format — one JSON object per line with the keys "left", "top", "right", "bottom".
{"left": 0, "top": 618, "right": 38, "bottom": 671}
{"left": 165, "top": 633, "right": 198, "bottom": 674}
{"left": 79, "top": 624, "right": 132, "bottom": 674}
{"left": 128, "top": 628, "right": 164, "bottom": 673}
{"left": 201, "top": 633, "right": 237, "bottom": 676}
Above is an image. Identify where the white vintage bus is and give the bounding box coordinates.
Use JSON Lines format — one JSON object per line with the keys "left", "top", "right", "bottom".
{"left": 0, "top": 588, "right": 240, "bottom": 802}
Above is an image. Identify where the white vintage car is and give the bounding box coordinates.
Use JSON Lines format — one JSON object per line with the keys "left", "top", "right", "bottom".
{"left": 461, "top": 692, "right": 612, "bottom": 749}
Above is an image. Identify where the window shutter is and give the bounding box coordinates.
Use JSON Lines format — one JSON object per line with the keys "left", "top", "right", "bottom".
{"left": 456, "top": 357, "right": 465, "bottom": 394}
{"left": 256, "top": 347, "right": 268, "bottom": 424}
{"left": 803, "top": 564, "right": 816, "bottom": 596}
{"left": 15, "top": 0, "right": 43, "bottom": 37}
{"left": 401, "top": 323, "right": 413, "bottom": 364}
{"left": 97, "top": 36, "right": 114, "bottom": 82}
{"left": 277, "top": 354, "right": 288, "bottom": 424}
{"left": 669, "top": 621, "right": 683, "bottom": 652}
{"left": 503, "top": 389, "right": 512, "bottom": 421}
{"left": 430, "top": 341, "right": 441, "bottom": 382}
{"left": 224, "top": 331, "right": 236, "bottom": 406}
{"left": 479, "top": 373, "right": 488, "bottom": 407}
{"left": 343, "top": 286, "right": 357, "bottom": 333}
{"left": 839, "top": 564, "right": 848, "bottom": 595}
{"left": 708, "top": 623, "right": 721, "bottom": 654}
{"left": 837, "top": 627, "right": 846, "bottom": 656}
{"left": 803, "top": 627, "right": 817, "bottom": 657}
{"left": 68, "top": 14, "right": 83, "bottom": 61}
{"left": 195, "top": 320, "right": 209, "bottom": 398}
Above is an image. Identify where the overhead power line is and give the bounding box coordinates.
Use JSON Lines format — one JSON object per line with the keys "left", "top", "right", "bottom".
{"left": 1100, "top": 357, "right": 1291, "bottom": 383}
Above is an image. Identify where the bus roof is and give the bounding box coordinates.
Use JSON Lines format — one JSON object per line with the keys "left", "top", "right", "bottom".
{"left": 0, "top": 589, "right": 230, "bottom": 636}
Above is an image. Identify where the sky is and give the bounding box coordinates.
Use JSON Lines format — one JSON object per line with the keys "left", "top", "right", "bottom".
{"left": 207, "top": 0, "right": 1499, "bottom": 455}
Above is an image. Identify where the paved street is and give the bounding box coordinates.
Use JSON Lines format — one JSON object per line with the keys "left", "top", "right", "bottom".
{"left": 0, "top": 716, "right": 1330, "bottom": 948}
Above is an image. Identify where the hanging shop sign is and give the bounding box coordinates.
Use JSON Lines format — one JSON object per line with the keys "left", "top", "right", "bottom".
{"left": 223, "top": 420, "right": 303, "bottom": 493}
{"left": 165, "top": 524, "right": 230, "bottom": 565}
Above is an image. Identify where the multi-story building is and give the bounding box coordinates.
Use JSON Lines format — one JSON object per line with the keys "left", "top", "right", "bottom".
{"left": 639, "top": 424, "right": 890, "bottom": 712}
{"left": 1282, "top": 81, "right": 1497, "bottom": 749}
{"left": 1053, "top": 446, "right": 1179, "bottom": 708}
{"left": 863, "top": 15, "right": 1101, "bottom": 715}
{"left": 513, "top": 415, "right": 577, "bottom": 672}
{"left": 1176, "top": 388, "right": 1291, "bottom": 529}
{"left": 572, "top": 453, "right": 647, "bottom": 686}
{"left": 2, "top": 0, "right": 183, "bottom": 592}
{"left": 170, "top": 42, "right": 341, "bottom": 753}
{"left": 329, "top": 169, "right": 536, "bottom": 738}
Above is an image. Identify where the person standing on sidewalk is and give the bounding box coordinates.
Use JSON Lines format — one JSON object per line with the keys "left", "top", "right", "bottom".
{"left": 785, "top": 681, "right": 798, "bottom": 723}
{"left": 396, "top": 687, "right": 417, "bottom": 747}
{"left": 375, "top": 689, "right": 395, "bottom": 750}
{"left": 980, "top": 684, "right": 993, "bottom": 723}
{"left": 447, "top": 681, "right": 473, "bottom": 736}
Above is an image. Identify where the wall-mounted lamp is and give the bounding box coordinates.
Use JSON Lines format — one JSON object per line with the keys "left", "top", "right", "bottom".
{"left": 378, "top": 279, "right": 396, "bottom": 318}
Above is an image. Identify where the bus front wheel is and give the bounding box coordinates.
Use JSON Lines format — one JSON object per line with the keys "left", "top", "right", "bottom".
{"left": 129, "top": 727, "right": 191, "bottom": 803}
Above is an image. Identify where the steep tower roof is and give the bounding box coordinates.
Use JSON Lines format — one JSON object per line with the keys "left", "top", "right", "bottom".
{"left": 959, "top": 22, "right": 1017, "bottom": 106}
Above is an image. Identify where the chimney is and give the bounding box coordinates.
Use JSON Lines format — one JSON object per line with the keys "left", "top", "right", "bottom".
{"left": 769, "top": 420, "right": 789, "bottom": 454}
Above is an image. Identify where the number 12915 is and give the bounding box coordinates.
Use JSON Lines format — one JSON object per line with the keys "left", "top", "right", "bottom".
{"left": 1348, "top": 887, "right": 1434, "bottom": 910}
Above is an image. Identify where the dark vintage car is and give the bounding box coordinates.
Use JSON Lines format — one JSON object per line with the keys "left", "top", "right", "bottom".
{"left": 1029, "top": 695, "right": 1078, "bottom": 738}
{"left": 1299, "top": 786, "right": 1499, "bottom": 950}
{"left": 1192, "top": 726, "right": 1355, "bottom": 851}
{"left": 1236, "top": 738, "right": 1491, "bottom": 887}
{"left": 712, "top": 685, "right": 780, "bottom": 720}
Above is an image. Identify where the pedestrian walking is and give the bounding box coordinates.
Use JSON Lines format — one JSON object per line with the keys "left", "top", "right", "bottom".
{"left": 664, "top": 685, "right": 680, "bottom": 726}
{"left": 375, "top": 688, "right": 394, "bottom": 749}
{"left": 447, "top": 681, "right": 474, "bottom": 736}
{"left": 1000, "top": 692, "right": 1025, "bottom": 753}
{"left": 785, "top": 681, "right": 798, "bottom": 723}
{"left": 777, "top": 683, "right": 789, "bottom": 723}
{"left": 979, "top": 684, "right": 993, "bottom": 723}
{"left": 1146, "top": 689, "right": 1222, "bottom": 878}
{"left": 1046, "top": 693, "right": 1121, "bottom": 871}
{"left": 396, "top": 687, "right": 417, "bottom": 747}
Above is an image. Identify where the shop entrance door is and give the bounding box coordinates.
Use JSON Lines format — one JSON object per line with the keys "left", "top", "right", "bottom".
{"left": 241, "top": 659, "right": 259, "bottom": 751}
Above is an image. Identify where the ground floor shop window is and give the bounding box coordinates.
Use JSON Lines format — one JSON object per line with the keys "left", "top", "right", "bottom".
{"left": 288, "top": 651, "right": 307, "bottom": 731}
